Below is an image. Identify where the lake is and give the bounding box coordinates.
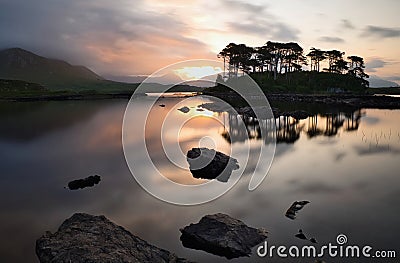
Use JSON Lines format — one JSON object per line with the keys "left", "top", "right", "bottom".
{"left": 0, "top": 96, "right": 399, "bottom": 262}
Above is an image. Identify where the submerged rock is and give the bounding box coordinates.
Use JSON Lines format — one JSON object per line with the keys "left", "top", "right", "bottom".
{"left": 36, "top": 213, "right": 190, "bottom": 263}
{"left": 177, "top": 106, "right": 190, "bottom": 113}
{"left": 285, "top": 200, "right": 310, "bottom": 220}
{"left": 295, "top": 229, "right": 307, "bottom": 240}
{"left": 67, "top": 175, "right": 101, "bottom": 190}
{"left": 294, "top": 229, "right": 318, "bottom": 244}
{"left": 180, "top": 213, "right": 268, "bottom": 259}
{"left": 186, "top": 148, "right": 239, "bottom": 182}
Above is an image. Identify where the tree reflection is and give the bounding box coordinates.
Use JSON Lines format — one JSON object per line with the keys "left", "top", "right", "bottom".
{"left": 220, "top": 109, "right": 363, "bottom": 144}
{"left": 276, "top": 116, "right": 304, "bottom": 143}
{"left": 345, "top": 109, "right": 363, "bottom": 131}
{"left": 323, "top": 113, "right": 345, "bottom": 137}
{"left": 306, "top": 115, "right": 323, "bottom": 138}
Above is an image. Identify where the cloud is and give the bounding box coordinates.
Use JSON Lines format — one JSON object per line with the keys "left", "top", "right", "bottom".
{"left": 227, "top": 21, "right": 299, "bottom": 41}
{"left": 341, "top": 19, "right": 355, "bottom": 30}
{"left": 362, "top": 25, "right": 400, "bottom": 38}
{"left": 318, "top": 36, "right": 345, "bottom": 43}
{"left": 294, "top": 181, "right": 342, "bottom": 194}
{"left": 366, "top": 58, "right": 387, "bottom": 72}
{"left": 221, "top": 0, "right": 299, "bottom": 41}
{"left": 365, "top": 58, "right": 388, "bottom": 72}
{"left": 0, "top": 0, "right": 214, "bottom": 75}
{"left": 222, "top": 0, "right": 267, "bottom": 13}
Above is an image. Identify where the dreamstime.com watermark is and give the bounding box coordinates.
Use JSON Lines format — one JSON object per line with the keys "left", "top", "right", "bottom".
{"left": 257, "top": 234, "right": 397, "bottom": 259}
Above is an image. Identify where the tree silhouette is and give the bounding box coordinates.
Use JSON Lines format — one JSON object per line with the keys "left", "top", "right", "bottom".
{"left": 347, "top": 55, "right": 369, "bottom": 87}
{"left": 307, "top": 48, "right": 326, "bottom": 72}
{"left": 324, "top": 50, "right": 345, "bottom": 73}
{"left": 217, "top": 41, "right": 369, "bottom": 89}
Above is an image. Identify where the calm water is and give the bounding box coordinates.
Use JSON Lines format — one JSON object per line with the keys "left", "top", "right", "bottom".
{"left": 0, "top": 97, "right": 399, "bottom": 262}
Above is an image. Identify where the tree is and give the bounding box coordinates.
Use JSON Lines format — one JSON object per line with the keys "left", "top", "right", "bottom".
{"left": 307, "top": 48, "right": 326, "bottom": 72}
{"left": 334, "top": 59, "right": 349, "bottom": 74}
{"left": 217, "top": 43, "right": 254, "bottom": 77}
{"left": 324, "top": 50, "right": 345, "bottom": 73}
{"left": 347, "top": 55, "right": 369, "bottom": 87}
{"left": 265, "top": 41, "right": 285, "bottom": 80}
{"left": 282, "top": 42, "right": 307, "bottom": 74}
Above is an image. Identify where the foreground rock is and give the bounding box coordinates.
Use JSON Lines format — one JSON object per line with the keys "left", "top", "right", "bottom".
{"left": 180, "top": 213, "right": 268, "bottom": 259}
{"left": 36, "top": 213, "right": 191, "bottom": 263}
{"left": 186, "top": 148, "right": 239, "bottom": 182}
{"left": 67, "top": 175, "right": 101, "bottom": 190}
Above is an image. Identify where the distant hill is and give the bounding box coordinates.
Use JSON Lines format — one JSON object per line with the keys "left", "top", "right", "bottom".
{"left": 0, "top": 48, "right": 103, "bottom": 89}
{"left": 0, "top": 48, "right": 205, "bottom": 95}
{"left": 369, "top": 76, "right": 399, "bottom": 88}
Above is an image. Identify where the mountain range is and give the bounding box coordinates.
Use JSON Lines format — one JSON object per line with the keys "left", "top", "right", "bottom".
{"left": 0, "top": 48, "right": 107, "bottom": 89}
{"left": 0, "top": 48, "right": 206, "bottom": 93}
{"left": 368, "top": 76, "right": 399, "bottom": 88}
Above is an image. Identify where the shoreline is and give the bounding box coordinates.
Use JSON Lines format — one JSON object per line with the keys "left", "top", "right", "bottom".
{"left": 0, "top": 92, "right": 145, "bottom": 102}
{"left": 2, "top": 91, "right": 400, "bottom": 110}
{"left": 202, "top": 92, "right": 400, "bottom": 110}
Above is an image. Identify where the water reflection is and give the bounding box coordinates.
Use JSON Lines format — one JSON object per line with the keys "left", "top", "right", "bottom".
{"left": 0, "top": 98, "right": 399, "bottom": 262}
{"left": 218, "top": 109, "right": 364, "bottom": 144}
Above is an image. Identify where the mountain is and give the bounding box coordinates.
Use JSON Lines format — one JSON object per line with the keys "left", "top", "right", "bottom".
{"left": 0, "top": 48, "right": 103, "bottom": 89}
{"left": 369, "top": 76, "right": 399, "bottom": 88}
{"left": 105, "top": 73, "right": 184, "bottom": 85}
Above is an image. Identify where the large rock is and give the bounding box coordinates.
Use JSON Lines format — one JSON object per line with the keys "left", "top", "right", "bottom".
{"left": 186, "top": 148, "right": 239, "bottom": 182}
{"left": 36, "top": 213, "right": 191, "bottom": 263}
{"left": 180, "top": 213, "right": 268, "bottom": 259}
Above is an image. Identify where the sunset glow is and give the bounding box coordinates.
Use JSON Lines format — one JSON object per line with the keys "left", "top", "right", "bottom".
{"left": 0, "top": 0, "right": 399, "bottom": 83}
{"left": 174, "top": 66, "right": 223, "bottom": 80}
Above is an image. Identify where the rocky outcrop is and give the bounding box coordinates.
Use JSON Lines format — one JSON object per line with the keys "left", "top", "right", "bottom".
{"left": 180, "top": 213, "right": 268, "bottom": 259}
{"left": 186, "top": 148, "right": 239, "bottom": 182}
{"left": 36, "top": 213, "right": 191, "bottom": 263}
{"left": 67, "top": 175, "right": 101, "bottom": 190}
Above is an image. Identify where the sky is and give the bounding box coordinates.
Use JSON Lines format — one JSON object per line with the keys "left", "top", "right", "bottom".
{"left": 0, "top": 0, "right": 399, "bottom": 83}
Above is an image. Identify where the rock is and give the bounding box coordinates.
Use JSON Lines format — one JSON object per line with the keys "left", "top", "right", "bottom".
{"left": 36, "top": 213, "right": 191, "bottom": 263}
{"left": 67, "top": 175, "right": 101, "bottom": 190}
{"left": 295, "top": 229, "right": 307, "bottom": 240}
{"left": 177, "top": 106, "right": 190, "bottom": 113}
{"left": 180, "top": 213, "right": 268, "bottom": 259}
{"left": 285, "top": 200, "right": 310, "bottom": 220}
{"left": 186, "top": 148, "right": 239, "bottom": 182}
{"left": 199, "top": 102, "right": 231, "bottom": 113}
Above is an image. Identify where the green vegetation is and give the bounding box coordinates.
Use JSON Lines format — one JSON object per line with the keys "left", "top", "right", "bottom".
{"left": 0, "top": 78, "right": 140, "bottom": 100}
{"left": 213, "top": 41, "right": 369, "bottom": 94}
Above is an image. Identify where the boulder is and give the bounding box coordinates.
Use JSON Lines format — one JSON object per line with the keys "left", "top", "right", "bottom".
{"left": 186, "top": 148, "right": 239, "bottom": 182}
{"left": 36, "top": 213, "right": 191, "bottom": 263}
{"left": 180, "top": 213, "right": 268, "bottom": 259}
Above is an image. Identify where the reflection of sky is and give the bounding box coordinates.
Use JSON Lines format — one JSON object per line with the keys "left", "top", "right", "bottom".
{"left": 0, "top": 100, "right": 399, "bottom": 262}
